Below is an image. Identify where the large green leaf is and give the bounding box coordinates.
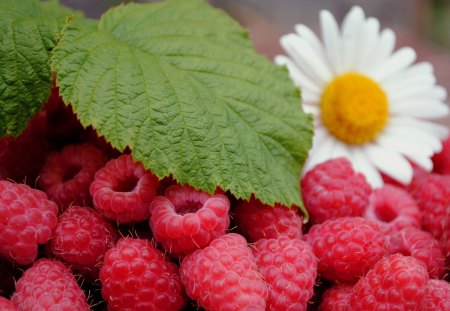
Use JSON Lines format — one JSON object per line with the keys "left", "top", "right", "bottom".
{"left": 52, "top": 0, "right": 313, "bottom": 209}
{"left": 0, "top": 0, "right": 83, "bottom": 136}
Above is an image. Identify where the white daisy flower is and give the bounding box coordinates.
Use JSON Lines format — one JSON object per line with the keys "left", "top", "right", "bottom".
{"left": 276, "top": 6, "right": 449, "bottom": 187}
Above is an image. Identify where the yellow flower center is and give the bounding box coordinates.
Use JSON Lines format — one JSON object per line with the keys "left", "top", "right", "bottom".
{"left": 320, "top": 73, "right": 389, "bottom": 145}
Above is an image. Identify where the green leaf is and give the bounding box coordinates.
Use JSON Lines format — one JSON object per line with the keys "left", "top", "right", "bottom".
{"left": 52, "top": 0, "right": 313, "bottom": 210}
{"left": 0, "top": 0, "right": 82, "bottom": 136}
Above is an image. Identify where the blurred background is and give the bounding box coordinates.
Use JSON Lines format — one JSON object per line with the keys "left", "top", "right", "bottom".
{"left": 60, "top": 0, "right": 450, "bottom": 123}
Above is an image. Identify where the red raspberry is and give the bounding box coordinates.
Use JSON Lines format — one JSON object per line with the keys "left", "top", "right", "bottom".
{"left": 441, "top": 208, "right": 450, "bottom": 267}
{"left": 0, "top": 297, "right": 16, "bottom": 311}
{"left": 99, "top": 237, "right": 187, "bottom": 311}
{"left": 304, "top": 217, "right": 387, "bottom": 283}
{"left": 150, "top": 185, "right": 230, "bottom": 257}
{"left": 0, "top": 181, "right": 58, "bottom": 265}
{"left": 420, "top": 279, "right": 450, "bottom": 310}
{"left": 301, "top": 157, "right": 371, "bottom": 224}
{"left": 432, "top": 136, "right": 450, "bottom": 175}
{"left": 252, "top": 237, "right": 317, "bottom": 311}
{"left": 11, "top": 259, "right": 90, "bottom": 310}
{"left": 348, "top": 254, "right": 429, "bottom": 310}
{"left": 386, "top": 227, "right": 445, "bottom": 279}
{"left": 318, "top": 284, "right": 353, "bottom": 311}
{"left": 233, "top": 198, "right": 303, "bottom": 242}
{"left": 49, "top": 206, "right": 115, "bottom": 278}
{"left": 39, "top": 143, "right": 106, "bottom": 210}
{"left": 364, "top": 184, "right": 421, "bottom": 233}
{"left": 90, "top": 154, "right": 159, "bottom": 223}
{"left": 406, "top": 172, "right": 450, "bottom": 240}
{"left": 180, "top": 233, "right": 268, "bottom": 311}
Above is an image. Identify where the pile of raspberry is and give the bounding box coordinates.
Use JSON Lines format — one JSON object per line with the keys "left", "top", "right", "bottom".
{"left": 0, "top": 89, "right": 449, "bottom": 310}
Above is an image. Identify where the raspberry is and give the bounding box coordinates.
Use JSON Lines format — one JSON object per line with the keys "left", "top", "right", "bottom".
{"left": 386, "top": 227, "right": 446, "bottom": 279}
{"left": 90, "top": 154, "right": 159, "bottom": 223}
{"left": 432, "top": 136, "right": 450, "bottom": 175}
{"left": 99, "top": 237, "right": 187, "bottom": 311}
{"left": 180, "top": 233, "right": 268, "bottom": 311}
{"left": 364, "top": 184, "right": 421, "bottom": 233}
{"left": 318, "top": 284, "right": 353, "bottom": 311}
{"left": 420, "top": 279, "right": 450, "bottom": 310}
{"left": 0, "top": 181, "right": 58, "bottom": 265}
{"left": 348, "top": 254, "right": 429, "bottom": 310}
{"left": 441, "top": 208, "right": 450, "bottom": 267}
{"left": 406, "top": 172, "right": 450, "bottom": 240}
{"left": 301, "top": 157, "right": 371, "bottom": 224}
{"left": 252, "top": 237, "right": 317, "bottom": 311}
{"left": 11, "top": 259, "right": 90, "bottom": 311}
{"left": 233, "top": 198, "right": 303, "bottom": 242}
{"left": 0, "top": 297, "right": 15, "bottom": 311}
{"left": 49, "top": 206, "right": 115, "bottom": 278}
{"left": 39, "top": 143, "right": 106, "bottom": 210}
{"left": 150, "top": 185, "right": 230, "bottom": 257}
{"left": 304, "top": 217, "right": 387, "bottom": 283}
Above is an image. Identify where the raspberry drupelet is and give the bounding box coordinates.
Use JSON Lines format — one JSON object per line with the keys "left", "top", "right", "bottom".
{"left": 0, "top": 180, "right": 58, "bottom": 265}
{"left": 39, "top": 143, "right": 106, "bottom": 210}
{"left": 150, "top": 184, "right": 230, "bottom": 257}
{"left": 90, "top": 154, "right": 159, "bottom": 223}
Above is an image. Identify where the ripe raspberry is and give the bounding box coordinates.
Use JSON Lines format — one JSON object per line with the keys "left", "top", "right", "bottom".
{"left": 432, "top": 136, "right": 450, "bottom": 175}
{"left": 318, "top": 284, "right": 353, "bottom": 311}
{"left": 11, "top": 259, "right": 90, "bottom": 310}
{"left": 348, "top": 254, "right": 429, "bottom": 310}
{"left": 252, "top": 237, "right": 317, "bottom": 311}
{"left": 406, "top": 172, "right": 450, "bottom": 239}
{"left": 420, "top": 279, "right": 450, "bottom": 311}
{"left": 0, "top": 181, "right": 58, "bottom": 265}
{"left": 304, "top": 217, "right": 387, "bottom": 283}
{"left": 39, "top": 143, "right": 106, "bottom": 210}
{"left": 90, "top": 154, "right": 159, "bottom": 223}
{"left": 150, "top": 185, "right": 230, "bottom": 257}
{"left": 0, "top": 297, "right": 15, "bottom": 311}
{"left": 441, "top": 208, "right": 450, "bottom": 267}
{"left": 301, "top": 157, "right": 371, "bottom": 224}
{"left": 99, "top": 237, "right": 187, "bottom": 311}
{"left": 180, "top": 233, "right": 268, "bottom": 311}
{"left": 233, "top": 198, "right": 303, "bottom": 242}
{"left": 49, "top": 206, "right": 115, "bottom": 278}
{"left": 364, "top": 184, "right": 421, "bottom": 233}
{"left": 386, "top": 227, "right": 445, "bottom": 279}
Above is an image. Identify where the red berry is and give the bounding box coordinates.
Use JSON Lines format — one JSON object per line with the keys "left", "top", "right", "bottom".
{"left": 0, "top": 297, "right": 16, "bottom": 311}
{"left": 90, "top": 154, "right": 159, "bottom": 223}
{"left": 364, "top": 184, "right": 421, "bottom": 233}
{"left": 301, "top": 157, "right": 371, "bottom": 224}
{"left": 386, "top": 227, "right": 445, "bottom": 279}
{"left": 318, "top": 284, "right": 353, "bottom": 311}
{"left": 150, "top": 185, "right": 230, "bottom": 257}
{"left": 420, "top": 279, "right": 450, "bottom": 311}
{"left": 233, "top": 198, "right": 303, "bottom": 242}
{"left": 39, "top": 143, "right": 106, "bottom": 210}
{"left": 11, "top": 259, "right": 90, "bottom": 311}
{"left": 0, "top": 181, "right": 58, "bottom": 265}
{"left": 348, "top": 254, "right": 429, "bottom": 310}
{"left": 49, "top": 206, "right": 115, "bottom": 278}
{"left": 406, "top": 172, "right": 450, "bottom": 240}
{"left": 180, "top": 233, "right": 268, "bottom": 311}
{"left": 304, "top": 217, "right": 387, "bottom": 283}
{"left": 252, "top": 237, "right": 317, "bottom": 311}
{"left": 432, "top": 136, "right": 450, "bottom": 175}
{"left": 100, "top": 237, "right": 187, "bottom": 311}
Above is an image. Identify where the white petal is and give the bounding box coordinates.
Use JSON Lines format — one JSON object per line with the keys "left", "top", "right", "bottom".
{"left": 355, "top": 18, "right": 380, "bottom": 72}
{"left": 364, "top": 144, "right": 413, "bottom": 185}
{"left": 340, "top": 6, "right": 365, "bottom": 72}
{"left": 349, "top": 147, "right": 383, "bottom": 187}
{"left": 320, "top": 10, "right": 342, "bottom": 74}
{"left": 303, "top": 104, "right": 320, "bottom": 116}
{"left": 330, "top": 140, "right": 351, "bottom": 160}
{"left": 294, "top": 24, "right": 326, "bottom": 60}
{"left": 280, "top": 34, "right": 333, "bottom": 85}
{"left": 303, "top": 135, "right": 337, "bottom": 173}
{"left": 274, "top": 55, "right": 322, "bottom": 94}
{"left": 389, "top": 100, "right": 449, "bottom": 119}
{"left": 369, "top": 28, "right": 396, "bottom": 67}
{"left": 368, "top": 47, "right": 416, "bottom": 82}
{"left": 389, "top": 116, "right": 449, "bottom": 140}
{"left": 382, "top": 62, "right": 435, "bottom": 95}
